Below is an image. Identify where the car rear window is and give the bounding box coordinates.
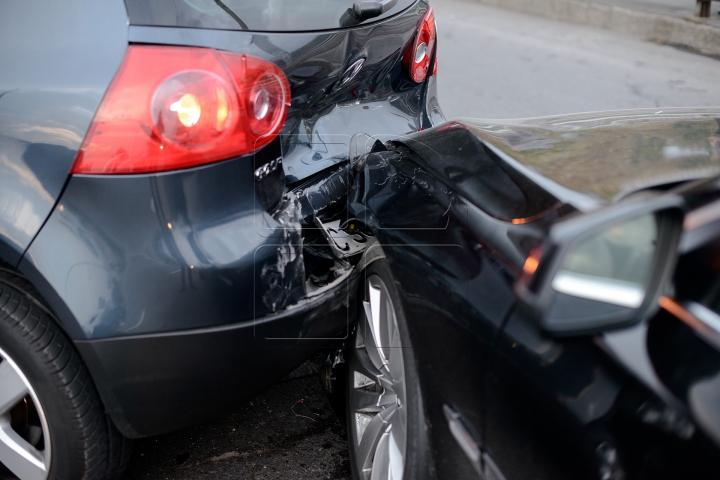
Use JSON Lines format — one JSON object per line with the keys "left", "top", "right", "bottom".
{"left": 124, "top": 0, "right": 417, "bottom": 32}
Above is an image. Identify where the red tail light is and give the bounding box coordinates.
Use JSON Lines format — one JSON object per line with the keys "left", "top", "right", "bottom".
{"left": 405, "top": 7, "right": 437, "bottom": 83}
{"left": 72, "top": 46, "right": 290, "bottom": 175}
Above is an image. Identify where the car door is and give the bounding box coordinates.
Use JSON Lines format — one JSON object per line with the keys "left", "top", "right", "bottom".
{"left": 484, "top": 301, "right": 720, "bottom": 480}
{"left": 484, "top": 306, "right": 626, "bottom": 480}
{"left": 482, "top": 202, "right": 720, "bottom": 480}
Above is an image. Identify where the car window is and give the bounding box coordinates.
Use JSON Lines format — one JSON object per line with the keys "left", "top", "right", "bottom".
{"left": 125, "top": 0, "right": 417, "bottom": 31}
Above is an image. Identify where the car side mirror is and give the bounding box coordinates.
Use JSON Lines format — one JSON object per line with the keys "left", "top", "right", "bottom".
{"left": 515, "top": 193, "right": 684, "bottom": 336}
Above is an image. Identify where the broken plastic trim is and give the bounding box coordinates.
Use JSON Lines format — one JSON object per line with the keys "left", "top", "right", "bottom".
{"left": 259, "top": 134, "right": 390, "bottom": 313}
{"left": 261, "top": 192, "right": 306, "bottom": 311}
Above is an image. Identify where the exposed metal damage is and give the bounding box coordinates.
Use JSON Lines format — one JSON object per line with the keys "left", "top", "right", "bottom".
{"left": 262, "top": 192, "right": 305, "bottom": 311}
{"left": 260, "top": 140, "right": 384, "bottom": 312}
{"left": 261, "top": 135, "right": 451, "bottom": 314}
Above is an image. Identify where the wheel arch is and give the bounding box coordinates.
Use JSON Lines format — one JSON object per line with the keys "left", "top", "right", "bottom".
{"left": 1, "top": 252, "right": 86, "bottom": 342}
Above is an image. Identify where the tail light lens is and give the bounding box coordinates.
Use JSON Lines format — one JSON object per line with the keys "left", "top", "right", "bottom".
{"left": 72, "top": 46, "right": 290, "bottom": 175}
{"left": 405, "top": 7, "right": 437, "bottom": 83}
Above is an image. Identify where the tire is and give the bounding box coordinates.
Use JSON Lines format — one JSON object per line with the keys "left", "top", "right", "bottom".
{"left": 346, "top": 261, "right": 433, "bottom": 480}
{"left": 0, "top": 267, "right": 131, "bottom": 480}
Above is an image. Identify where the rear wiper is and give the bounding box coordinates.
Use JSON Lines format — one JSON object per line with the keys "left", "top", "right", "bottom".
{"left": 340, "top": 0, "right": 398, "bottom": 27}
{"left": 213, "top": 0, "right": 249, "bottom": 29}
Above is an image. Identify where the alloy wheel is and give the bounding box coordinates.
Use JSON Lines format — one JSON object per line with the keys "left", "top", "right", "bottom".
{"left": 349, "top": 274, "right": 407, "bottom": 480}
{"left": 0, "top": 346, "right": 50, "bottom": 480}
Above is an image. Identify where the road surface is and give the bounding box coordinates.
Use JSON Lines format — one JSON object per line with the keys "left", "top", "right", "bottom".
{"left": 434, "top": 0, "right": 720, "bottom": 119}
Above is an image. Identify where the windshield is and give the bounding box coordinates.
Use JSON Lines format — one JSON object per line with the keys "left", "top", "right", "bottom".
{"left": 125, "top": 0, "right": 416, "bottom": 31}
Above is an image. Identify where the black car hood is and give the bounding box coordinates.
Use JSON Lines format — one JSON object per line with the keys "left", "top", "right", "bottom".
{"left": 460, "top": 108, "right": 720, "bottom": 209}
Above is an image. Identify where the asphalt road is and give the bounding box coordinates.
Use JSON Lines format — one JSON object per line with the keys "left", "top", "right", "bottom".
{"left": 123, "top": 1, "right": 720, "bottom": 479}
{"left": 122, "top": 354, "right": 350, "bottom": 480}
{"left": 434, "top": 0, "right": 720, "bottom": 119}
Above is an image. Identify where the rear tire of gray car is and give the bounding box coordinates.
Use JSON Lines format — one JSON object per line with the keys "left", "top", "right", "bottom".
{"left": 346, "top": 261, "right": 434, "bottom": 480}
{"left": 0, "top": 267, "right": 131, "bottom": 480}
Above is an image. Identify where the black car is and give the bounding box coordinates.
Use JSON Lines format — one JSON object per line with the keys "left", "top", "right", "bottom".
{"left": 0, "top": 1, "right": 441, "bottom": 478}
{"left": 332, "top": 108, "right": 720, "bottom": 479}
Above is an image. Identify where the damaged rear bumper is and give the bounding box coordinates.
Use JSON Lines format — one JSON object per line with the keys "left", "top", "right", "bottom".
{"left": 74, "top": 275, "right": 357, "bottom": 438}
{"left": 20, "top": 141, "right": 376, "bottom": 439}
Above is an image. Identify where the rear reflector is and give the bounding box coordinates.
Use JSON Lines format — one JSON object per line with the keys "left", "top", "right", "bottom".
{"left": 72, "top": 46, "right": 290, "bottom": 174}
{"left": 405, "top": 7, "right": 437, "bottom": 83}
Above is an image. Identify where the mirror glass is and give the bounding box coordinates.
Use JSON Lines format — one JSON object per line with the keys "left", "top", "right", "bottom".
{"left": 551, "top": 214, "right": 658, "bottom": 308}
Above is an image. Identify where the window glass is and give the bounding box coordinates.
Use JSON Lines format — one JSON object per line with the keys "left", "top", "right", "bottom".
{"left": 553, "top": 214, "right": 658, "bottom": 308}
{"left": 125, "top": 0, "right": 416, "bottom": 31}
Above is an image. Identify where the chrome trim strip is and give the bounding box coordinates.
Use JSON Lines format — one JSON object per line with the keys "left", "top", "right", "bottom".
{"left": 684, "top": 198, "right": 720, "bottom": 231}
{"left": 443, "top": 404, "right": 508, "bottom": 480}
{"left": 443, "top": 404, "right": 482, "bottom": 478}
{"left": 686, "top": 302, "right": 720, "bottom": 350}
{"left": 552, "top": 271, "right": 644, "bottom": 308}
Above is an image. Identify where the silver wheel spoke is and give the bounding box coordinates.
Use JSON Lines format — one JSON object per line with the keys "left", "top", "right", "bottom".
{"left": 351, "top": 386, "right": 397, "bottom": 413}
{"left": 370, "top": 428, "right": 392, "bottom": 480}
{"left": 0, "top": 348, "right": 51, "bottom": 480}
{"left": 368, "top": 284, "right": 384, "bottom": 351}
{"left": 388, "top": 426, "right": 405, "bottom": 480}
{"left": 350, "top": 275, "right": 408, "bottom": 480}
{"left": 354, "top": 341, "right": 383, "bottom": 379}
{"left": 386, "top": 339, "right": 405, "bottom": 399}
{"left": 388, "top": 407, "right": 407, "bottom": 465}
{"left": 352, "top": 347, "right": 395, "bottom": 400}
{"left": 0, "top": 418, "right": 48, "bottom": 480}
{"left": 357, "top": 405, "right": 397, "bottom": 475}
{"left": 0, "top": 360, "right": 29, "bottom": 415}
{"left": 362, "top": 300, "right": 387, "bottom": 370}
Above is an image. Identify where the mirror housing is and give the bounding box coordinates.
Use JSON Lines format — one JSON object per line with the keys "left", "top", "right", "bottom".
{"left": 515, "top": 193, "right": 684, "bottom": 336}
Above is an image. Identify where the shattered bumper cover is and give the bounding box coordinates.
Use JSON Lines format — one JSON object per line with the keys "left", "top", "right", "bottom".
{"left": 74, "top": 274, "right": 356, "bottom": 439}
{"left": 21, "top": 143, "right": 340, "bottom": 340}
{"left": 21, "top": 133, "right": 391, "bottom": 439}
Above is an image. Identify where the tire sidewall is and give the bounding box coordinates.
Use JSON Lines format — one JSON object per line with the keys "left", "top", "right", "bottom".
{"left": 347, "top": 260, "right": 434, "bottom": 480}
{"left": 0, "top": 282, "right": 99, "bottom": 480}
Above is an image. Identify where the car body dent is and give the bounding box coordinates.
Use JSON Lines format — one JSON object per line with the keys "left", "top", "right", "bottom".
{"left": 345, "top": 125, "right": 720, "bottom": 479}
{"left": 20, "top": 144, "right": 299, "bottom": 340}
{"left": 126, "top": 0, "right": 434, "bottom": 184}
{"left": 1, "top": 0, "right": 443, "bottom": 447}
{"left": 13, "top": 0, "right": 441, "bottom": 339}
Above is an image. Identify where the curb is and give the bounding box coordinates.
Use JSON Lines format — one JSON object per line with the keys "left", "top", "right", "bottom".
{"left": 471, "top": 0, "right": 720, "bottom": 58}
